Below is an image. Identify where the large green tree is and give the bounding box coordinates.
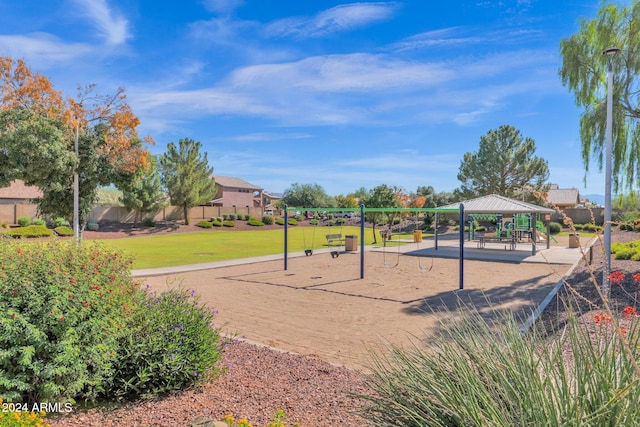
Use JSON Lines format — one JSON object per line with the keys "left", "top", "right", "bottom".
{"left": 0, "top": 108, "right": 75, "bottom": 189}
{"left": 159, "top": 138, "right": 217, "bottom": 225}
{"left": 560, "top": 1, "right": 640, "bottom": 190}
{"left": 366, "top": 184, "right": 400, "bottom": 244}
{"left": 34, "top": 124, "right": 122, "bottom": 225}
{"left": 281, "top": 183, "right": 336, "bottom": 208}
{"left": 456, "top": 125, "right": 549, "bottom": 201}
{"left": 120, "top": 155, "right": 167, "bottom": 226}
{"left": 0, "top": 57, "right": 151, "bottom": 235}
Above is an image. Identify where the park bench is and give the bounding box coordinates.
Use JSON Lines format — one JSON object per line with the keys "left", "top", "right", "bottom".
{"left": 326, "top": 234, "right": 345, "bottom": 246}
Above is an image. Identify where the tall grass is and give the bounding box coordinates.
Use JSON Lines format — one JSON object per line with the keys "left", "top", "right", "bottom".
{"left": 357, "top": 302, "right": 640, "bottom": 426}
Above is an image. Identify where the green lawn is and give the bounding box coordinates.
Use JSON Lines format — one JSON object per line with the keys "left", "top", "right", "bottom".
{"left": 99, "top": 226, "right": 389, "bottom": 269}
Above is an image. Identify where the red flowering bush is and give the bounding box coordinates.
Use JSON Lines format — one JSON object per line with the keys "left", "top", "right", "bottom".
{"left": 0, "top": 240, "right": 141, "bottom": 404}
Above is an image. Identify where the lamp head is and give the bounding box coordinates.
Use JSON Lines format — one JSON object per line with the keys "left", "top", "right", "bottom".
{"left": 602, "top": 47, "right": 621, "bottom": 56}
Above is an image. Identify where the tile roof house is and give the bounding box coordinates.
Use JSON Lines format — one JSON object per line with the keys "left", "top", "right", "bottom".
{"left": 211, "top": 175, "right": 263, "bottom": 208}
{"left": 0, "top": 180, "right": 42, "bottom": 204}
{"left": 545, "top": 184, "right": 580, "bottom": 209}
{"left": 262, "top": 191, "right": 283, "bottom": 208}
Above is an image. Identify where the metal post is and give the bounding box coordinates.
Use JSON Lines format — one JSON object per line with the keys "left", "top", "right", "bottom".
{"left": 602, "top": 47, "right": 620, "bottom": 296}
{"left": 73, "top": 126, "right": 80, "bottom": 246}
{"left": 284, "top": 205, "right": 288, "bottom": 271}
{"left": 360, "top": 204, "right": 365, "bottom": 279}
{"left": 546, "top": 220, "right": 551, "bottom": 249}
{"left": 459, "top": 204, "right": 464, "bottom": 290}
{"left": 434, "top": 212, "right": 439, "bottom": 250}
{"left": 531, "top": 211, "right": 536, "bottom": 255}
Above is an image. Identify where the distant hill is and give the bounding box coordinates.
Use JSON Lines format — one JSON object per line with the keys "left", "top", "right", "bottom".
{"left": 583, "top": 194, "right": 604, "bottom": 205}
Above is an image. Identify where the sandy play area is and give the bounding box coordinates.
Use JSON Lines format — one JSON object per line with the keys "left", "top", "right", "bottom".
{"left": 139, "top": 245, "right": 576, "bottom": 370}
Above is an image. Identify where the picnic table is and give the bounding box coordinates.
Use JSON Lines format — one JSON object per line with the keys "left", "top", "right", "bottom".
{"left": 476, "top": 234, "right": 517, "bottom": 251}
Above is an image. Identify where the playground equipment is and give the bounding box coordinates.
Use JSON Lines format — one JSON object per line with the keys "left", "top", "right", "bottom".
{"left": 283, "top": 205, "right": 464, "bottom": 289}
{"left": 382, "top": 223, "right": 401, "bottom": 269}
{"left": 302, "top": 221, "right": 317, "bottom": 256}
{"left": 415, "top": 218, "right": 433, "bottom": 273}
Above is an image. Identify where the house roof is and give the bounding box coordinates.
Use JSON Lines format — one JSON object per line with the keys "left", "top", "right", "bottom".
{"left": 0, "top": 180, "right": 42, "bottom": 200}
{"left": 214, "top": 175, "right": 262, "bottom": 190}
{"left": 546, "top": 188, "right": 580, "bottom": 206}
{"left": 263, "top": 191, "right": 283, "bottom": 199}
{"left": 439, "top": 194, "right": 555, "bottom": 214}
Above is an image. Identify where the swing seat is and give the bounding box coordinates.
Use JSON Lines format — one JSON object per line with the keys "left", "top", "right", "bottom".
{"left": 305, "top": 249, "right": 313, "bottom": 256}
{"left": 330, "top": 251, "right": 340, "bottom": 258}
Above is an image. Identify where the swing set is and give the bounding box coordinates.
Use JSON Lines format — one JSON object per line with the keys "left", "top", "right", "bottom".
{"left": 283, "top": 205, "right": 462, "bottom": 285}
{"left": 381, "top": 215, "right": 432, "bottom": 272}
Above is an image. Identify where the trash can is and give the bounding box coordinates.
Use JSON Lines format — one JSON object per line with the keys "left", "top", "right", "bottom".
{"left": 569, "top": 233, "right": 580, "bottom": 248}
{"left": 345, "top": 235, "right": 358, "bottom": 251}
{"left": 413, "top": 230, "right": 423, "bottom": 242}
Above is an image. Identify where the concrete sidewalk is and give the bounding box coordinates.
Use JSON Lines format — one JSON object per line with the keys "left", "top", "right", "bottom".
{"left": 371, "top": 235, "right": 597, "bottom": 265}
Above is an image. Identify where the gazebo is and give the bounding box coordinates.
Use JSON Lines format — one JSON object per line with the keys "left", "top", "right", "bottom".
{"left": 439, "top": 194, "right": 556, "bottom": 254}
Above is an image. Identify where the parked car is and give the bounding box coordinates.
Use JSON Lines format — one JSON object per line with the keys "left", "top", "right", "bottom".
{"left": 333, "top": 211, "right": 356, "bottom": 218}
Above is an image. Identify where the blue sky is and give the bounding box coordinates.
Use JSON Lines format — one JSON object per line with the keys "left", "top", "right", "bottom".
{"left": 0, "top": 0, "right": 618, "bottom": 197}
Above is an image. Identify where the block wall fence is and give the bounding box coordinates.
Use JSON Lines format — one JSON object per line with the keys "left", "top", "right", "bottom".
{"left": 0, "top": 204, "right": 264, "bottom": 225}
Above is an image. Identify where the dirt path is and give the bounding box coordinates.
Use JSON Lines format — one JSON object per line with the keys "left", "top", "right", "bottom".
{"left": 141, "top": 251, "right": 572, "bottom": 370}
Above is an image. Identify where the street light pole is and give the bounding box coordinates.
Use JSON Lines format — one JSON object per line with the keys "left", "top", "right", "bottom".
{"left": 73, "top": 126, "right": 80, "bottom": 246}
{"left": 602, "top": 46, "right": 620, "bottom": 296}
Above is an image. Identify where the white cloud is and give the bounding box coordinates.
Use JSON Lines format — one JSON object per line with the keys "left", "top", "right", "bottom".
{"left": 71, "top": 0, "right": 129, "bottom": 45}
{"left": 336, "top": 152, "right": 459, "bottom": 171}
{"left": 265, "top": 2, "right": 400, "bottom": 38}
{"left": 188, "top": 16, "right": 258, "bottom": 46}
{"left": 226, "top": 132, "right": 312, "bottom": 143}
{"left": 228, "top": 53, "right": 452, "bottom": 93}
{"left": 203, "top": 0, "right": 245, "bottom": 15}
{"left": 0, "top": 33, "right": 92, "bottom": 66}
{"left": 391, "top": 27, "right": 483, "bottom": 51}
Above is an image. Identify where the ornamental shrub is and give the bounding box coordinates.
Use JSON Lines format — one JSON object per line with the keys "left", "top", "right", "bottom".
{"left": 0, "top": 399, "right": 50, "bottom": 427}
{"left": 142, "top": 218, "right": 156, "bottom": 227}
{"left": 107, "top": 287, "right": 221, "bottom": 400}
{"left": 0, "top": 221, "right": 8, "bottom": 229}
{"left": 262, "top": 215, "right": 274, "bottom": 225}
{"left": 222, "top": 221, "right": 235, "bottom": 227}
{"left": 243, "top": 214, "right": 251, "bottom": 220}
{"left": 32, "top": 219, "right": 46, "bottom": 227}
{"left": 549, "top": 221, "right": 562, "bottom": 234}
{"left": 309, "top": 219, "right": 319, "bottom": 226}
{"left": 612, "top": 240, "right": 640, "bottom": 260}
{"left": 196, "top": 220, "right": 213, "bottom": 228}
{"left": 16, "top": 216, "right": 31, "bottom": 227}
{"left": 336, "top": 218, "right": 346, "bottom": 225}
{"left": 3, "top": 225, "right": 53, "bottom": 238}
{"left": 0, "top": 240, "right": 139, "bottom": 404}
{"left": 248, "top": 218, "right": 265, "bottom": 226}
{"left": 86, "top": 221, "right": 100, "bottom": 231}
{"left": 52, "top": 217, "right": 70, "bottom": 228}
{"left": 222, "top": 214, "right": 230, "bottom": 221}
{"left": 358, "top": 303, "right": 640, "bottom": 426}
{"left": 211, "top": 220, "right": 222, "bottom": 227}
{"left": 54, "top": 226, "right": 74, "bottom": 236}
